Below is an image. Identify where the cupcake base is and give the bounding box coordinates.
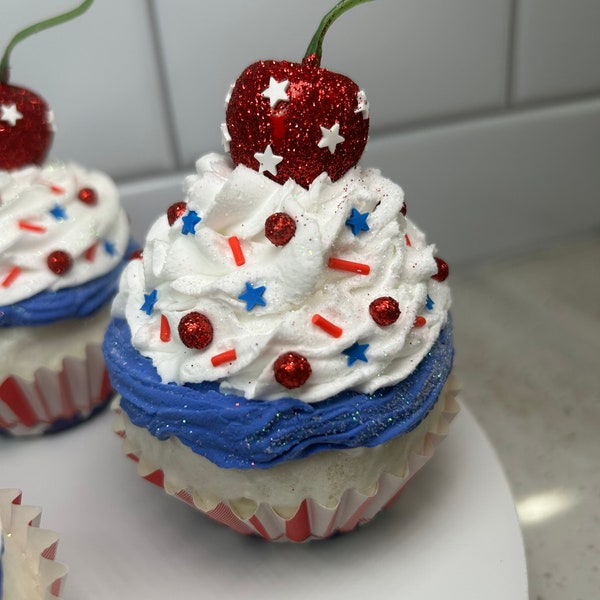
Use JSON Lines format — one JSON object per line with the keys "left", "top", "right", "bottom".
{"left": 0, "top": 489, "right": 68, "bottom": 599}
{"left": 114, "top": 376, "right": 460, "bottom": 542}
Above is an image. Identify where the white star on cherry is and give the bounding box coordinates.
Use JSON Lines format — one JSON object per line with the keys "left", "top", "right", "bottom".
{"left": 220, "top": 123, "right": 231, "bottom": 151}
{"left": 318, "top": 123, "right": 345, "bottom": 154}
{"left": 355, "top": 90, "right": 370, "bottom": 120}
{"left": 254, "top": 144, "right": 283, "bottom": 176}
{"left": 0, "top": 103, "right": 23, "bottom": 127}
{"left": 261, "top": 77, "right": 290, "bottom": 108}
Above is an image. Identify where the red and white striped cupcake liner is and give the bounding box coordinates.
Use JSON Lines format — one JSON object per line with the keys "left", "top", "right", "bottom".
{"left": 114, "top": 389, "right": 459, "bottom": 542}
{"left": 0, "top": 488, "right": 68, "bottom": 598}
{"left": 0, "top": 343, "right": 113, "bottom": 436}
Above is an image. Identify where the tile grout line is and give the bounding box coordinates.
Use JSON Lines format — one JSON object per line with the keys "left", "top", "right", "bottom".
{"left": 504, "top": 0, "right": 519, "bottom": 108}
{"left": 145, "top": 0, "right": 184, "bottom": 170}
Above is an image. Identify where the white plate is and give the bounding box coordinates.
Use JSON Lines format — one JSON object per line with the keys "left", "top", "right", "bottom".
{"left": 1, "top": 401, "right": 528, "bottom": 599}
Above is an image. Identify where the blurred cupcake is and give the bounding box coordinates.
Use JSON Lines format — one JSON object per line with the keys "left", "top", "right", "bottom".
{"left": 0, "top": 4, "right": 135, "bottom": 435}
{"left": 0, "top": 488, "right": 68, "bottom": 599}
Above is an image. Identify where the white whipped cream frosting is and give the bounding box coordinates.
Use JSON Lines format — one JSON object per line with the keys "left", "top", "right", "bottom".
{"left": 0, "top": 161, "right": 130, "bottom": 306}
{"left": 113, "top": 153, "right": 451, "bottom": 403}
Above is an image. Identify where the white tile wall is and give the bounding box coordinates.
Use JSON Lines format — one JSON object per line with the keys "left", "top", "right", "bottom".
{"left": 1, "top": 0, "right": 174, "bottom": 178}
{"left": 512, "top": 0, "right": 600, "bottom": 103}
{"left": 2, "top": 1, "right": 600, "bottom": 264}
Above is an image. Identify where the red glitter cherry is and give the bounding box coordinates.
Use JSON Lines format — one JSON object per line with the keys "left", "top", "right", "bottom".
{"left": 178, "top": 312, "right": 213, "bottom": 350}
{"left": 167, "top": 201, "right": 187, "bottom": 226}
{"left": 47, "top": 250, "right": 72, "bottom": 275}
{"left": 265, "top": 212, "right": 296, "bottom": 246}
{"left": 274, "top": 352, "right": 312, "bottom": 389}
{"left": 0, "top": 83, "right": 53, "bottom": 170}
{"left": 369, "top": 296, "right": 400, "bottom": 326}
{"left": 225, "top": 1, "right": 371, "bottom": 189}
{"left": 432, "top": 257, "right": 449, "bottom": 282}
{"left": 0, "top": 1, "right": 94, "bottom": 170}
{"left": 77, "top": 187, "right": 97, "bottom": 205}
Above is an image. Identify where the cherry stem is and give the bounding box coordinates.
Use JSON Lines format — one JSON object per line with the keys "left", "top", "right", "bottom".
{"left": 0, "top": 0, "right": 94, "bottom": 84}
{"left": 305, "top": 0, "right": 375, "bottom": 65}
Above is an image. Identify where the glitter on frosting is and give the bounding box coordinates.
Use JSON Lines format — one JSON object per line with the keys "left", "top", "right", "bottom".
{"left": 103, "top": 317, "right": 454, "bottom": 469}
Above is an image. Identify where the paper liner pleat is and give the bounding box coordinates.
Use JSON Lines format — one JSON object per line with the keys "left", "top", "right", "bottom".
{"left": 0, "top": 343, "right": 113, "bottom": 436}
{"left": 0, "top": 488, "right": 68, "bottom": 598}
{"left": 114, "top": 383, "right": 460, "bottom": 542}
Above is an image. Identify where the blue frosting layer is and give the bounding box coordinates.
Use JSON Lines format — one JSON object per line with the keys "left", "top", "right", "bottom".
{"left": 104, "top": 317, "right": 454, "bottom": 469}
{"left": 0, "top": 240, "right": 138, "bottom": 327}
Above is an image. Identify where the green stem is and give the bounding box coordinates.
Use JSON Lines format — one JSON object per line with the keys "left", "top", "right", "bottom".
{"left": 304, "top": 0, "right": 375, "bottom": 65}
{"left": 0, "top": 0, "right": 94, "bottom": 83}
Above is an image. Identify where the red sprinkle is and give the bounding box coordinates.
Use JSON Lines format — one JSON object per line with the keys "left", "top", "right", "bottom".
{"left": 414, "top": 315, "right": 427, "bottom": 328}
{"left": 328, "top": 257, "right": 370, "bottom": 275}
{"left": 167, "top": 201, "right": 187, "bottom": 226}
{"left": 311, "top": 314, "right": 343, "bottom": 338}
{"left": 405, "top": 234, "right": 412, "bottom": 246}
{"left": 84, "top": 241, "right": 99, "bottom": 262}
{"left": 160, "top": 314, "right": 171, "bottom": 342}
{"left": 228, "top": 236, "right": 245, "bottom": 266}
{"left": 401, "top": 201, "right": 407, "bottom": 216}
{"left": 432, "top": 256, "right": 449, "bottom": 282}
{"left": 49, "top": 184, "right": 65, "bottom": 195}
{"left": 274, "top": 352, "right": 312, "bottom": 389}
{"left": 211, "top": 349, "right": 237, "bottom": 367}
{"left": 78, "top": 187, "right": 97, "bottom": 206}
{"left": 18, "top": 220, "right": 46, "bottom": 233}
{"left": 2, "top": 266, "right": 21, "bottom": 287}
{"left": 129, "top": 248, "right": 143, "bottom": 260}
{"left": 47, "top": 250, "right": 73, "bottom": 275}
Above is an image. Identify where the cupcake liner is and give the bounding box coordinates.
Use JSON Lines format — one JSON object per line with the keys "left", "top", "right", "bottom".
{"left": 0, "top": 342, "right": 113, "bottom": 436}
{"left": 114, "top": 385, "right": 460, "bottom": 542}
{"left": 0, "top": 488, "right": 68, "bottom": 598}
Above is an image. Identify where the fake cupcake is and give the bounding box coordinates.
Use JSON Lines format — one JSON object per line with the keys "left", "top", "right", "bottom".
{"left": 0, "top": 2, "right": 135, "bottom": 435}
{"left": 105, "top": 0, "right": 459, "bottom": 541}
{"left": 0, "top": 489, "right": 68, "bottom": 599}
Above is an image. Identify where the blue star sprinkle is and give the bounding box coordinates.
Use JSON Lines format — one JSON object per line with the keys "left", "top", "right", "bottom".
{"left": 426, "top": 294, "right": 434, "bottom": 310}
{"left": 181, "top": 210, "right": 202, "bottom": 235}
{"left": 103, "top": 240, "right": 116, "bottom": 256}
{"left": 342, "top": 341, "right": 370, "bottom": 366}
{"left": 238, "top": 282, "right": 266, "bottom": 311}
{"left": 49, "top": 204, "right": 67, "bottom": 221}
{"left": 140, "top": 289, "right": 158, "bottom": 315}
{"left": 345, "top": 207, "right": 370, "bottom": 236}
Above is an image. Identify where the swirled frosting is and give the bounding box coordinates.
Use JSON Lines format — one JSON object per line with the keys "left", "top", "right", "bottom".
{"left": 0, "top": 161, "right": 130, "bottom": 308}
{"left": 112, "top": 153, "right": 450, "bottom": 404}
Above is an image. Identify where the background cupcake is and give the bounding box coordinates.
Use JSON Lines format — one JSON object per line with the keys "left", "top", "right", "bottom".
{"left": 0, "top": 1, "right": 136, "bottom": 435}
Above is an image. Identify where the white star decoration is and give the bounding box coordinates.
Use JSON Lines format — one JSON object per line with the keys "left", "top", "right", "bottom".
{"left": 0, "top": 103, "right": 23, "bottom": 127}
{"left": 224, "top": 83, "right": 234, "bottom": 107}
{"left": 261, "top": 77, "right": 290, "bottom": 108}
{"left": 254, "top": 144, "right": 283, "bottom": 176}
{"left": 220, "top": 123, "right": 231, "bottom": 151}
{"left": 355, "top": 90, "right": 370, "bottom": 120}
{"left": 318, "top": 123, "right": 345, "bottom": 154}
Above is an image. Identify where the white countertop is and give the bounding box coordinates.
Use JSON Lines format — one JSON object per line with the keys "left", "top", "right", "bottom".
{"left": 1, "top": 402, "right": 527, "bottom": 599}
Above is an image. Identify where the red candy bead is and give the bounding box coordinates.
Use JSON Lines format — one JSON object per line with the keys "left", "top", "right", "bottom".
{"left": 369, "top": 296, "right": 400, "bottom": 326}
{"left": 77, "top": 187, "right": 97, "bottom": 205}
{"left": 414, "top": 315, "right": 427, "bottom": 328}
{"left": 167, "top": 201, "right": 187, "bottom": 226}
{"left": 265, "top": 212, "right": 296, "bottom": 246}
{"left": 178, "top": 312, "right": 213, "bottom": 350}
{"left": 274, "top": 352, "right": 312, "bottom": 389}
{"left": 47, "top": 250, "right": 72, "bottom": 275}
{"left": 432, "top": 257, "right": 449, "bottom": 282}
